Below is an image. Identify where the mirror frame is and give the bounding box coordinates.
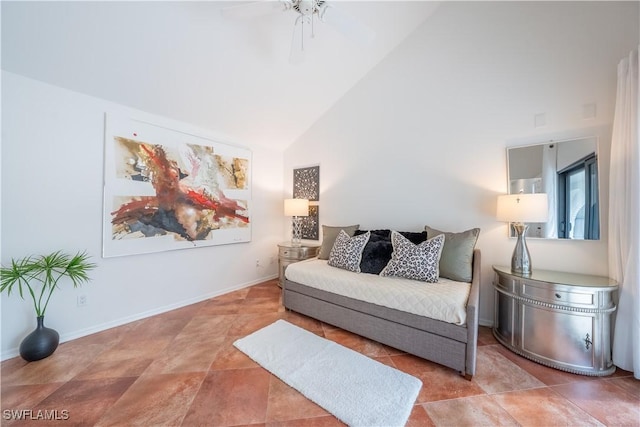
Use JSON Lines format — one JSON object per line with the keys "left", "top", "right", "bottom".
{"left": 506, "top": 135, "right": 601, "bottom": 240}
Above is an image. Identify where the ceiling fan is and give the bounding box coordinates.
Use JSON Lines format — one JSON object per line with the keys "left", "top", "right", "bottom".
{"left": 221, "top": 0, "right": 376, "bottom": 63}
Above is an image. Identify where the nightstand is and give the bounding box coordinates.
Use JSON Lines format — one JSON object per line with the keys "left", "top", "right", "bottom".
{"left": 277, "top": 242, "right": 320, "bottom": 287}
{"left": 493, "top": 265, "right": 618, "bottom": 376}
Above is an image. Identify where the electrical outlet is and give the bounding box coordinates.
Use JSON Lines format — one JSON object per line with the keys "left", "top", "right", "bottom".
{"left": 270, "top": 256, "right": 276, "bottom": 265}
{"left": 255, "top": 259, "right": 261, "bottom": 268}
{"left": 77, "top": 295, "right": 87, "bottom": 307}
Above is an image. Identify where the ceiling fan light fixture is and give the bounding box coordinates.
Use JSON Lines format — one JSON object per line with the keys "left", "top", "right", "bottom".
{"left": 292, "top": 0, "right": 325, "bottom": 16}
{"left": 221, "top": 0, "right": 376, "bottom": 63}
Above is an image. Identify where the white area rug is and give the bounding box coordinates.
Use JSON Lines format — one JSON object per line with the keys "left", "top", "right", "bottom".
{"left": 233, "top": 320, "right": 422, "bottom": 427}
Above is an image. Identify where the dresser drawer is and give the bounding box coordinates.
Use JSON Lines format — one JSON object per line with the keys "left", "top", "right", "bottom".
{"left": 522, "top": 283, "right": 594, "bottom": 306}
{"left": 495, "top": 274, "right": 517, "bottom": 294}
{"left": 278, "top": 246, "right": 319, "bottom": 260}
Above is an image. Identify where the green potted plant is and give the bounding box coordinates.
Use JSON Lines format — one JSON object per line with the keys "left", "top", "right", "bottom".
{"left": 0, "top": 251, "right": 96, "bottom": 361}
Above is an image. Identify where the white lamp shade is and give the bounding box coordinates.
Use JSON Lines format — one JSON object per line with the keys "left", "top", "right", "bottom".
{"left": 284, "top": 198, "right": 309, "bottom": 217}
{"left": 497, "top": 193, "right": 549, "bottom": 223}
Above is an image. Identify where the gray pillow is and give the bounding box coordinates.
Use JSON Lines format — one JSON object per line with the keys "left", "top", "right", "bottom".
{"left": 425, "top": 226, "right": 480, "bottom": 282}
{"left": 318, "top": 224, "right": 360, "bottom": 260}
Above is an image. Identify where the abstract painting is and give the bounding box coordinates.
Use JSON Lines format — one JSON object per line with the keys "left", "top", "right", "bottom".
{"left": 301, "top": 205, "right": 319, "bottom": 240}
{"left": 103, "top": 114, "right": 251, "bottom": 257}
{"left": 293, "top": 166, "right": 319, "bottom": 201}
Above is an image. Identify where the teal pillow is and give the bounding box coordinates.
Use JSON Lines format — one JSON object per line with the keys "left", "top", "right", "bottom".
{"left": 425, "top": 226, "right": 480, "bottom": 282}
{"left": 318, "top": 224, "right": 360, "bottom": 260}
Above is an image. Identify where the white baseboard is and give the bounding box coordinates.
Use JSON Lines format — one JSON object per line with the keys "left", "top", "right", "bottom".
{"left": 479, "top": 318, "right": 494, "bottom": 327}
{"left": 1, "top": 274, "right": 278, "bottom": 361}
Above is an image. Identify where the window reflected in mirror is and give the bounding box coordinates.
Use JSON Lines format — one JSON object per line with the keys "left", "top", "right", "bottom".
{"left": 507, "top": 136, "right": 600, "bottom": 240}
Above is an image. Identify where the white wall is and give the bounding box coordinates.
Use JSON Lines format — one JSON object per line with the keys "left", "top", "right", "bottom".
{"left": 1, "top": 72, "right": 284, "bottom": 359}
{"left": 284, "top": 1, "right": 639, "bottom": 325}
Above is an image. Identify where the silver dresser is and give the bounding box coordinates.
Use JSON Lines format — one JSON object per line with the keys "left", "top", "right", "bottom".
{"left": 493, "top": 265, "right": 618, "bottom": 376}
{"left": 277, "top": 242, "right": 320, "bottom": 287}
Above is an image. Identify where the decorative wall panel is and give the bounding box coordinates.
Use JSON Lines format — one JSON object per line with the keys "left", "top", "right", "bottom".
{"left": 301, "top": 205, "right": 319, "bottom": 240}
{"left": 293, "top": 166, "right": 319, "bottom": 201}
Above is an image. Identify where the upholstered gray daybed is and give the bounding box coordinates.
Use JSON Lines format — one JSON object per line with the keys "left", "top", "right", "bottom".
{"left": 282, "top": 226, "right": 480, "bottom": 379}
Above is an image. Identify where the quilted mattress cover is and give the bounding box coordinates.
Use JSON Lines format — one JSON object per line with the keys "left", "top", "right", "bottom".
{"left": 285, "top": 258, "right": 471, "bottom": 325}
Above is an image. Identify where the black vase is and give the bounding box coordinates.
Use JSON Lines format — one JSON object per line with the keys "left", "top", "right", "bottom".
{"left": 19, "top": 316, "right": 59, "bottom": 362}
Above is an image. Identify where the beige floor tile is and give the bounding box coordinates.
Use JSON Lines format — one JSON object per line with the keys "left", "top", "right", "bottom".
{"left": 553, "top": 380, "right": 640, "bottom": 426}
{"left": 182, "top": 368, "right": 269, "bottom": 426}
{"left": 10, "top": 377, "right": 137, "bottom": 426}
{"left": 265, "top": 375, "right": 330, "bottom": 422}
{"left": 424, "top": 394, "right": 520, "bottom": 427}
{"left": 391, "top": 353, "right": 486, "bottom": 403}
{"left": 473, "top": 345, "right": 545, "bottom": 393}
{"left": 607, "top": 376, "right": 640, "bottom": 399}
{"left": 94, "top": 372, "right": 205, "bottom": 426}
{"left": 493, "top": 387, "right": 604, "bottom": 427}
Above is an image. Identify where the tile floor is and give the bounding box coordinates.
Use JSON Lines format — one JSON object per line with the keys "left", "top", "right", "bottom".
{"left": 1, "top": 279, "right": 638, "bottom": 426}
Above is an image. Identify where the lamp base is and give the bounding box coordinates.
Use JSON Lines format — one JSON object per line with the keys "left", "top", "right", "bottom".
{"left": 511, "top": 223, "right": 532, "bottom": 275}
{"left": 291, "top": 217, "right": 302, "bottom": 247}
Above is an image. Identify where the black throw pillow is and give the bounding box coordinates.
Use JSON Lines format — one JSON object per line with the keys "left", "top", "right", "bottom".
{"left": 354, "top": 229, "right": 428, "bottom": 274}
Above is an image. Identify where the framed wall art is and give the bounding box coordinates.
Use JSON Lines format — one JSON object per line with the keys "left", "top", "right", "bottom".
{"left": 301, "top": 205, "right": 319, "bottom": 240}
{"left": 293, "top": 165, "right": 319, "bottom": 240}
{"left": 293, "top": 165, "right": 319, "bottom": 201}
{"left": 102, "top": 114, "right": 251, "bottom": 257}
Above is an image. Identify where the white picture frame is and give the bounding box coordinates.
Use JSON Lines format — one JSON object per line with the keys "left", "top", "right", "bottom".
{"left": 102, "top": 114, "right": 251, "bottom": 257}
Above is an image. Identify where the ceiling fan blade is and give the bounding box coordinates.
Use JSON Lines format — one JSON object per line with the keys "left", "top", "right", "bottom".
{"left": 320, "top": 4, "right": 376, "bottom": 46}
{"left": 289, "top": 16, "right": 306, "bottom": 64}
{"left": 221, "top": 1, "right": 288, "bottom": 19}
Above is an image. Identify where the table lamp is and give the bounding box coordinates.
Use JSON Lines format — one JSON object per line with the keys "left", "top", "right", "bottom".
{"left": 497, "top": 193, "right": 549, "bottom": 275}
{"left": 284, "top": 198, "right": 309, "bottom": 247}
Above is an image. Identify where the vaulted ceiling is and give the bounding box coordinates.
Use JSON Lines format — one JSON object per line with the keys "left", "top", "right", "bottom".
{"left": 2, "top": 1, "right": 440, "bottom": 150}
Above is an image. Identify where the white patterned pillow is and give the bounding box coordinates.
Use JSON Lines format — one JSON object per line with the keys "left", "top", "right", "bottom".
{"left": 328, "top": 230, "right": 371, "bottom": 272}
{"left": 381, "top": 231, "right": 445, "bottom": 283}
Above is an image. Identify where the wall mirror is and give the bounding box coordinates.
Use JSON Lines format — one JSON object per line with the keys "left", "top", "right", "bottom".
{"left": 507, "top": 136, "right": 600, "bottom": 240}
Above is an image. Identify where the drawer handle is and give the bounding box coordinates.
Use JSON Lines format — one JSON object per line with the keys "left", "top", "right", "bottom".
{"left": 555, "top": 293, "right": 562, "bottom": 299}
{"left": 584, "top": 333, "right": 592, "bottom": 350}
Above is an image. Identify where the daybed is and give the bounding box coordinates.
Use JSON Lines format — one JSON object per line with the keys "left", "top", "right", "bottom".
{"left": 282, "top": 226, "right": 480, "bottom": 379}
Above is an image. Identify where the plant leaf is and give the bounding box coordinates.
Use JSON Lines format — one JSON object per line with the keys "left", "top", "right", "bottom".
{"left": 1, "top": 250, "right": 96, "bottom": 316}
